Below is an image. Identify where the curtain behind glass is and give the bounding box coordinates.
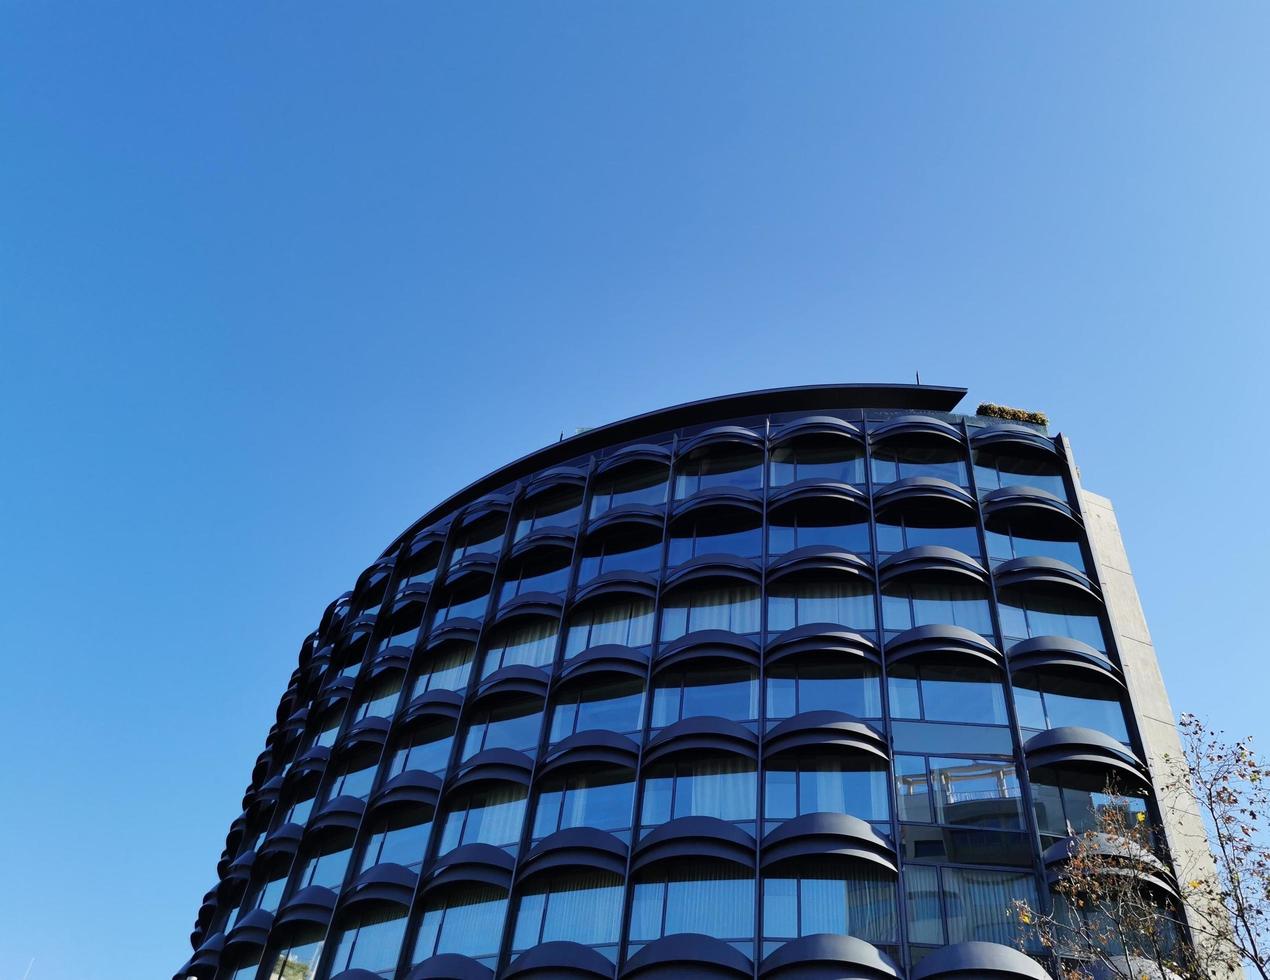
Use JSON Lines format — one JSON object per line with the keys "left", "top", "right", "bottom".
{"left": 540, "top": 873, "right": 624, "bottom": 945}
{"left": 488, "top": 618, "right": 558, "bottom": 672}
{"left": 662, "top": 866, "right": 755, "bottom": 938}
{"left": 433, "top": 887, "right": 508, "bottom": 958}
{"left": 943, "top": 868, "right": 1035, "bottom": 946}
{"left": 662, "top": 585, "right": 760, "bottom": 639}
{"left": 768, "top": 580, "right": 875, "bottom": 632}
{"left": 677, "top": 759, "right": 757, "bottom": 822}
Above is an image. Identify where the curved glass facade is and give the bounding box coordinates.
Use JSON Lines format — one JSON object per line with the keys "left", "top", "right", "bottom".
{"left": 179, "top": 385, "right": 1177, "bottom": 980}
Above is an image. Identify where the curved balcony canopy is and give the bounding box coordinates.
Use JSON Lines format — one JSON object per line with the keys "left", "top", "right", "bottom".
{"left": 643, "top": 716, "right": 759, "bottom": 765}
{"left": 760, "top": 812, "right": 898, "bottom": 874}
{"left": 1023, "top": 726, "right": 1148, "bottom": 786}
{"left": 621, "top": 933, "right": 753, "bottom": 979}
{"left": 764, "top": 711, "right": 889, "bottom": 761}
{"left": 768, "top": 545, "right": 873, "bottom": 582}
{"left": 878, "top": 546, "right": 986, "bottom": 585}
{"left": 910, "top": 941, "right": 1051, "bottom": 980}
{"left": 341, "top": 861, "right": 419, "bottom": 912}
{"left": 517, "top": 826, "right": 629, "bottom": 882}
{"left": 870, "top": 414, "right": 963, "bottom": 445}
{"left": 1008, "top": 635, "right": 1123, "bottom": 686}
{"left": 654, "top": 630, "right": 760, "bottom": 673}
{"left": 766, "top": 624, "right": 880, "bottom": 666}
{"left": 679, "top": 424, "right": 764, "bottom": 455}
{"left": 994, "top": 556, "right": 1099, "bottom": 599}
{"left": 759, "top": 934, "right": 900, "bottom": 980}
{"left": 539, "top": 730, "right": 640, "bottom": 777}
{"left": 407, "top": 955, "right": 497, "bottom": 980}
{"left": 369, "top": 769, "right": 443, "bottom": 814}
{"left": 770, "top": 414, "right": 864, "bottom": 446}
{"left": 632, "top": 816, "right": 756, "bottom": 872}
{"left": 274, "top": 884, "right": 336, "bottom": 932}
{"left": 884, "top": 624, "right": 1002, "bottom": 669}
{"left": 505, "top": 941, "right": 618, "bottom": 979}
{"left": 981, "top": 485, "right": 1078, "bottom": 525}
{"left": 449, "top": 748, "right": 535, "bottom": 791}
{"left": 557, "top": 644, "right": 650, "bottom": 685}
{"left": 422, "top": 842, "right": 516, "bottom": 894}
{"left": 1042, "top": 833, "right": 1178, "bottom": 898}
{"left": 872, "top": 476, "right": 975, "bottom": 512}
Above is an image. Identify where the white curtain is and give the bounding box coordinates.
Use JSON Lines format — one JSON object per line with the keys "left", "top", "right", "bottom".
{"left": 433, "top": 886, "right": 509, "bottom": 959}
{"left": 663, "top": 866, "right": 755, "bottom": 938}
{"left": 464, "top": 787, "right": 527, "bottom": 847}
{"left": 943, "top": 868, "right": 1035, "bottom": 946}
{"left": 421, "top": 642, "right": 474, "bottom": 693}
{"left": 342, "top": 909, "right": 408, "bottom": 972}
{"left": 540, "top": 873, "right": 624, "bottom": 945}
{"left": 489, "top": 617, "right": 558, "bottom": 671}
{"left": 566, "top": 598, "right": 654, "bottom": 655}
{"left": 664, "top": 586, "right": 760, "bottom": 639}
{"left": 680, "top": 759, "right": 756, "bottom": 821}
{"left": 770, "top": 581, "right": 874, "bottom": 632}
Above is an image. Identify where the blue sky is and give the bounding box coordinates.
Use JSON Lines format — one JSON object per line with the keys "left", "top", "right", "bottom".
{"left": 3, "top": 3, "right": 1268, "bottom": 977}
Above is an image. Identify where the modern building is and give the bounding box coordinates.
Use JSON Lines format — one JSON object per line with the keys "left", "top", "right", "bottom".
{"left": 178, "top": 383, "right": 1212, "bottom": 980}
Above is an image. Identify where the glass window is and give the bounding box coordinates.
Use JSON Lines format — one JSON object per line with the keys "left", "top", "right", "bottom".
{"left": 410, "top": 642, "right": 474, "bottom": 696}
{"left": 399, "top": 541, "right": 441, "bottom": 590}
{"left": 353, "top": 673, "right": 405, "bottom": 722}
{"left": 895, "top": 755, "right": 1025, "bottom": 830}
{"left": 770, "top": 437, "right": 865, "bottom": 486}
{"left": 296, "top": 838, "right": 352, "bottom": 892}
{"left": 284, "top": 790, "right": 317, "bottom": 827}
{"left": 376, "top": 606, "right": 424, "bottom": 654}
{"left": 325, "top": 907, "right": 408, "bottom": 975}
{"left": 244, "top": 869, "right": 290, "bottom": 918}
{"left": 515, "top": 486, "right": 583, "bottom": 541}
{"left": 871, "top": 441, "right": 967, "bottom": 487}
{"left": 563, "top": 597, "right": 655, "bottom": 657}
{"left": 875, "top": 510, "right": 981, "bottom": 557}
{"left": 263, "top": 932, "right": 324, "bottom": 980}
{"left": 629, "top": 862, "right": 755, "bottom": 943}
{"left": 361, "top": 810, "right": 433, "bottom": 873}
{"left": 881, "top": 581, "right": 993, "bottom": 634}
{"left": 768, "top": 500, "right": 870, "bottom": 556}
{"left": 437, "top": 784, "right": 528, "bottom": 852}
{"left": 674, "top": 444, "right": 764, "bottom": 499}
{"left": 652, "top": 665, "right": 759, "bottom": 726}
{"left": 389, "top": 721, "right": 455, "bottom": 778}
{"left": 904, "top": 864, "right": 944, "bottom": 944}
{"left": 550, "top": 677, "right": 645, "bottom": 741}
{"left": 512, "top": 870, "right": 623, "bottom": 953}
{"left": 532, "top": 769, "right": 636, "bottom": 839}
{"left": 640, "top": 757, "right": 757, "bottom": 828}
{"left": 998, "top": 588, "right": 1106, "bottom": 650}
{"left": 667, "top": 509, "right": 762, "bottom": 565}
{"left": 763, "top": 861, "right": 897, "bottom": 944}
{"left": 1031, "top": 770, "right": 1149, "bottom": 843}
{"left": 449, "top": 516, "right": 506, "bottom": 567}
{"left": 1013, "top": 670, "right": 1129, "bottom": 741}
{"left": 579, "top": 524, "right": 663, "bottom": 582}
{"left": 481, "top": 617, "right": 559, "bottom": 677}
{"left": 660, "top": 583, "right": 761, "bottom": 640}
{"left": 888, "top": 663, "right": 1008, "bottom": 725}
{"left": 432, "top": 580, "right": 491, "bottom": 626}
{"left": 312, "top": 711, "right": 343, "bottom": 749}
{"left": 589, "top": 463, "right": 669, "bottom": 518}
{"left": 498, "top": 550, "right": 572, "bottom": 603}
{"left": 984, "top": 518, "right": 1085, "bottom": 570}
{"left": 462, "top": 699, "right": 544, "bottom": 759}
{"left": 767, "top": 578, "right": 875, "bottom": 633}
{"left": 413, "top": 884, "right": 508, "bottom": 964}
{"left": 942, "top": 867, "right": 1038, "bottom": 946}
{"left": 973, "top": 448, "right": 1067, "bottom": 498}
{"left": 764, "top": 754, "right": 890, "bottom": 826}
{"left": 327, "top": 758, "right": 378, "bottom": 802}
{"left": 765, "top": 660, "right": 882, "bottom": 720}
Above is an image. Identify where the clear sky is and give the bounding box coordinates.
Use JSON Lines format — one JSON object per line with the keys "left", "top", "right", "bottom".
{"left": 3, "top": 3, "right": 1268, "bottom": 978}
